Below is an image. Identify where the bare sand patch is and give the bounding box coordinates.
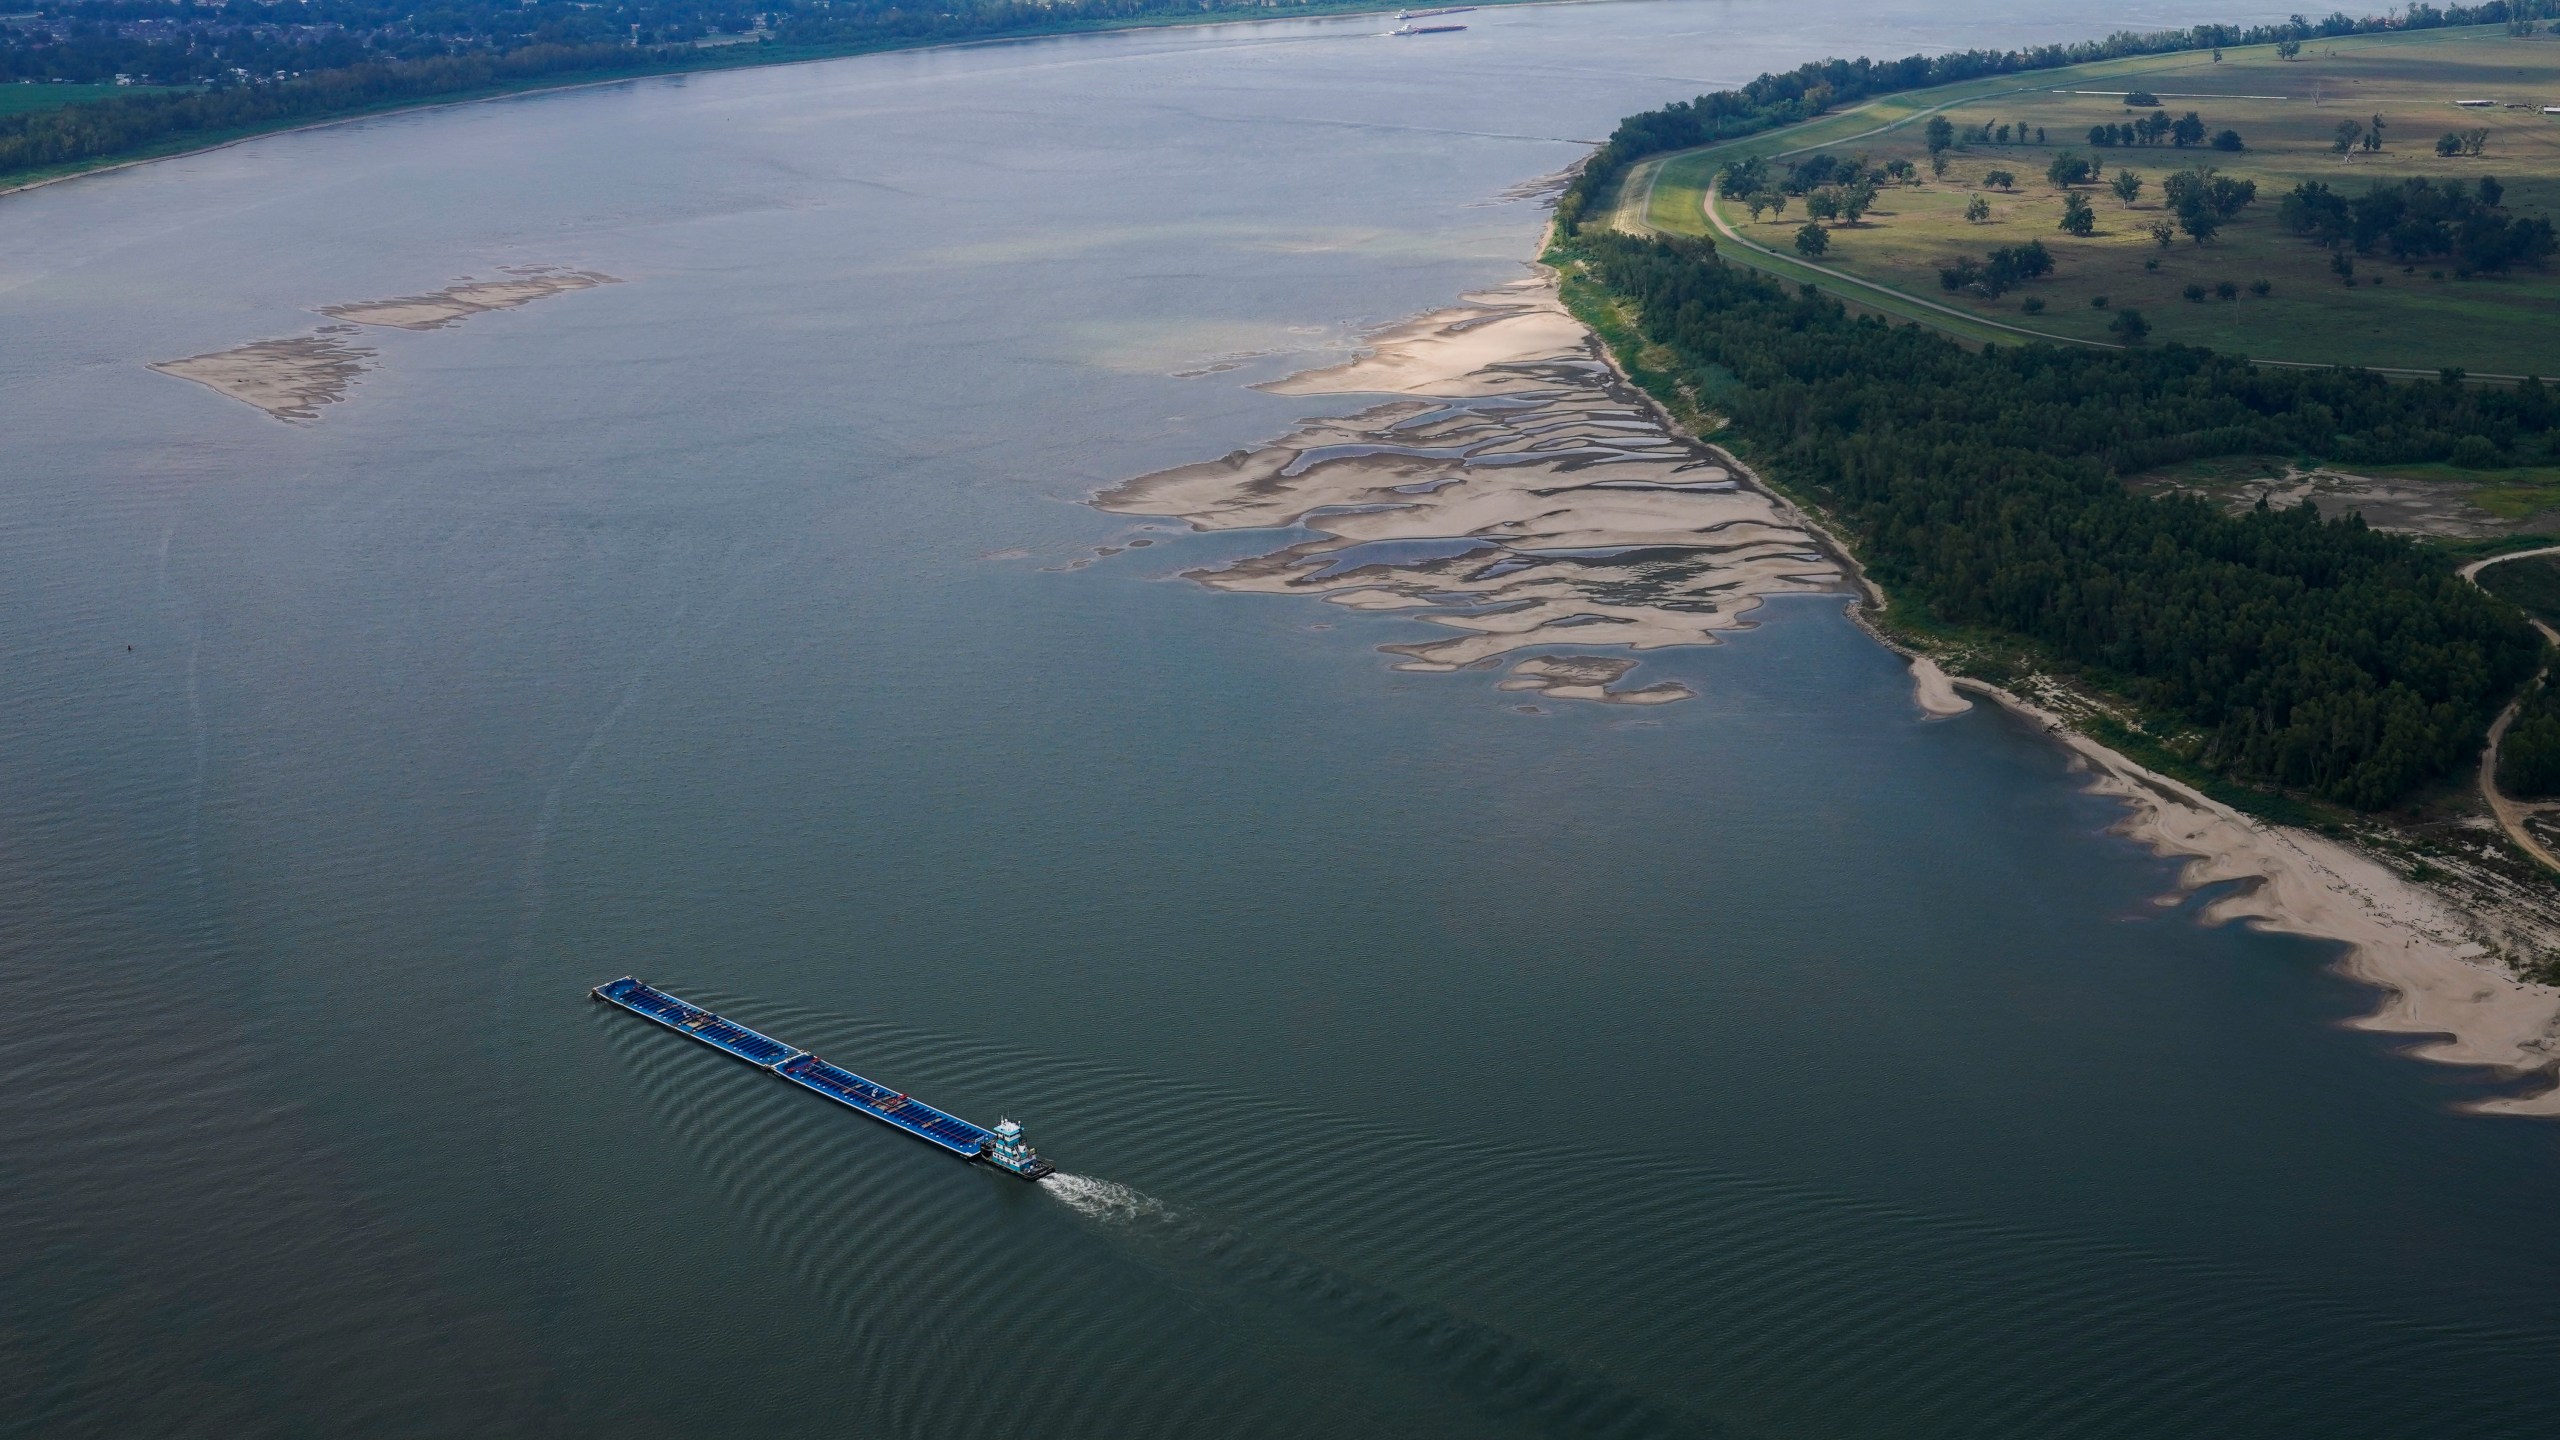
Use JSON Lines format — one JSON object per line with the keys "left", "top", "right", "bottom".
{"left": 318, "top": 267, "right": 619, "bottom": 331}
{"left": 149, "top": 327, "right": 374, "bottom": 423}
{"left": 1094, "top": 270, "right": 1844, "bottom": 702}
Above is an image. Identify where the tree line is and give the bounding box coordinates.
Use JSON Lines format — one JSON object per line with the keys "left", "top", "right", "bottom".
{"left": 2279, "top": 176, "right": 2556, "bottom": 275}
{"left": 1554, "top": 4, "right": 2519, "bottom": 237}
{"left": 1571, "top": 230, "right": 2548, "bottom": 809}
{"left": 0, "top": 0, "right": 1393, "bottom": 182}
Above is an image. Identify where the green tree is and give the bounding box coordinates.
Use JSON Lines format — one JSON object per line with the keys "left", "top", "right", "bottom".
{"left": 1793, "top": 222, "right": 1830, "bottom": 257}
{"left": 2334, "top": 119, "right": 2363, "bottom": 154}
{"left": 2276, "top": 38, "right": 2303, "bottom": 58}
{"left": 2148, "top": 218, "right": 2177, "bottom": 248}
{"left": 1965, "top": 194, "right": 1992, "bottom": 222}
{"left": 2060, "top": 191, "right": 2097, "bottom": 235}
{"left": 2365, "top": 113, "right": 2387, "bottom": 151}
{"left": 2110, "top": 169, "right": 2143, "bottom": 206}
{"left": 2107, "top": 306, "right": 2150, "bottom": 342}
{"left": 1925, "top": 114, "right": 1955, "bottom": 153}
{"left": 1984, "top": 168, "right": 2016, "bottom": 190}
{"left": 1930, "top": 151, "right": 1949, "bottom": 178}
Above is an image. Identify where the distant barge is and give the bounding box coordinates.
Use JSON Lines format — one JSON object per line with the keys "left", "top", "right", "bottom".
{"left": 590, "top": 977, "right": 1052, "bottom": 1180}
{"left": 1392, "top": 23, "right": 1466, "bottom": 33}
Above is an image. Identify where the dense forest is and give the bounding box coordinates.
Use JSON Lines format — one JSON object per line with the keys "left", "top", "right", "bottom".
{"left": 2498, "top": 676, "right": 2560, "bottom": 798}
{"left": 0, "top": 0, "right": 1379, "bottom": 181}
{"left": 1573, "top": 231, "right": 2547, "bottom": 809}
{"left": 1552, "top": 2, "right": 2518, "bottom": 235}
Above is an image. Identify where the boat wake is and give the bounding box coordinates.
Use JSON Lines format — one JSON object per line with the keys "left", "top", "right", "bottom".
{"left": 1045, "top": 1173, "right": 1175, "bottom": 1224}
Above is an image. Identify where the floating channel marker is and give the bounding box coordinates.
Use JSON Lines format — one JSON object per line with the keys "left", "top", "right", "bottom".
{"left": 590, "top": 976, "right": 1052, "bottom": 1179}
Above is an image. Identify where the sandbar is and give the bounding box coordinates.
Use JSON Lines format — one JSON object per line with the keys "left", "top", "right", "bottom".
{"left": 318, "top": 267, "right": 619, "bottom": 330}
{"left": 149, "top": 327, "right": 373, "bottom": 422}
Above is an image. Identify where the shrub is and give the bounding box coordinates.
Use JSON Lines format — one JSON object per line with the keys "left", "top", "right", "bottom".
{"left": 2091, "top": 294, "right": 2110, "bottom": 308}
{"left": 2452, "top": 434, "right": 2502, "bottom": 469}
{"left": 2184, "top": 282, "right": 2208, "bottom": 301}
{"left": 2022, "top": 297, "right": 2046, "bottom": 313}
{"left": 2249, "top": 278, "right": 2272, "bottom": 296}
{"left": 2215, "top": 280, "right": 2238, "bottom": 300}
{"left": 2108, "top": 307, "right": 2150, "bottom": 342}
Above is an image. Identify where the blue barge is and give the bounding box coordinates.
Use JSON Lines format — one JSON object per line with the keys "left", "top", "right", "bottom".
{"left": 590, "top": 977, "right": 1052, "bottom": 1180}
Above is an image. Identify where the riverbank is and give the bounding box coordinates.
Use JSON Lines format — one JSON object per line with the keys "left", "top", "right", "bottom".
{"left": 1544, "top": 251, "right": 2560, "bottom": 1113}
{"left": 0, "top": 0, "right": 1553, "bottom": 202}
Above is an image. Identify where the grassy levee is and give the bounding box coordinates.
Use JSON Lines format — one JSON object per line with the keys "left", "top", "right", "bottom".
{"left": 1618, "top": 24, "right": 2560, "bottom": 376}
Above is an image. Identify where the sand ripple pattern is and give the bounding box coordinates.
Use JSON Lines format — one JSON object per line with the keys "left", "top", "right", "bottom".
{"left": 1096, "top": 276, "right": 1842, "bottom": 703}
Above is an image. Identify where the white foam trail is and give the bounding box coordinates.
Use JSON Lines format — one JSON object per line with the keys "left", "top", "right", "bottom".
{"left": 1045, "top": 1174, "right": 1173, "bottom": 1224}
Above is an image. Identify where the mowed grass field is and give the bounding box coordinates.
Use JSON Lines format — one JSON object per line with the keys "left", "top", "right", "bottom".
{"left": 1619, "top": 25, "right": 2560, "bottom": 375}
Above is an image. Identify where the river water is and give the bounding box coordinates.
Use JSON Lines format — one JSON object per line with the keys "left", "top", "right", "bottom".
{"left": 6, "top": 3, "right": 2558, "bottom": 1436}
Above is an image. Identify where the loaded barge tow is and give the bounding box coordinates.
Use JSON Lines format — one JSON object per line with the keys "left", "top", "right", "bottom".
{"left": 590, "top": 976, "right": 1052, "bottom": 1180}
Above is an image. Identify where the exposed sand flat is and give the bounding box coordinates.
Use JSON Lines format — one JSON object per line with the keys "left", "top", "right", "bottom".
{"left": 1972, "top": 678, "right": 2560, "bottom": 1113}
{"left": 1259, "top": 277, "right": 1598, "bottom": 397}
{"left": 149, "top": 328, "right": 374, "bottom": 422}
{"left": 318, "top": 267, "right": 619, "bottom": 330}
{"left": 1095, "top": 271, "right": 1842, "bottom": 697}
{"left": 1497, "top": 655, "right": 1694, "bottom": 705}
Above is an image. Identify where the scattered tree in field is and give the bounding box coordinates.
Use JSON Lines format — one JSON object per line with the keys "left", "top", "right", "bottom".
{"left": 1930, "top": 151, "right": 1949, "bottom": 178}
{"left": 2332, "top": 249, "right": 2356, "bottom": 283}
{"left": 2091, "top": 294, "right": 2109, "bottom": 307}
{"left": 1806, "top": 190, "right": 1841, "bottom": 221}
{"left": 1794, "top": 223, "right": 1829, "bottom": 256}
{"left": 1938, "top": 240, "right": 2053, "bottom": 297}
{"left": 1965, "top": 194, "right": 1992, "bottom": 222}
{"left": 2365, "top": 113, "right": 2387, "bottom": 152}
{"left": 1840, "top": 180, "right": 1878, "bottom": 222}
{"left": 2046, "top": 151, "right": 2092, "bottom": 188}
{"left": 2111, "top": 169, "right": 2143, "bottom": 206}
{"left": 2171, "top": 110, "right": 2207, "bottom": 146}
{"left": 1764, "top": 190, "right": 1789, "bottom": 219}
{"left": 2148, "top": 219, "right": 2177, "bottom": 248}
{"left": 2211, "top": 129, "right": 2245, "bottom": 151}
{"left": 1995, "top": 122, "right": 2013, "bottom": 144}
{"left": 2036, "top": 126, "right": 2047, "bottom": 144}
{"left": 1984, "top": 168, "right": 2016, "bottom": 190}
{"left": 2212, "top": 45, "right": 2223, "bottom": 61}
{"left": 2060, "top": 191, "right": 2097, "bottom": 235}
{"left": 2276, "top": 38, "right": 2302, "bottom": 58}
{"left": 2108, "top": 307, "right": 2150, "bottom": 342}
{"left": 2249, "top": 278, "right": 2272, "bottom": 296}
{"left": 2215, "top": 280, "right": 2239, "bottom": 300}
{"left": 1885, "top": 158, "right": 1916, "bottom": 183}
{"left": 1744, "top": 192, "right": 1772, "bottom": 220}
{"left": 1925, "top": 114, "right": 1955, "bottom": 154}
{"left": 2335, "top": 119, "right": 2364, "bottom": 154}
{"left": 2021, "top": 296, "right": 2045, "bottom": 313}
{"left": 2123, "top": 90, "right": 2160, "bottom": 107}
{"left": 2179, "top": 207, "right": 2222, "bottom": 244}
{"left": 2184, "top": 282, "right": 2208, "bottom": 301}
{"left": 2482, "top": 175, "right": 2505, "bottom": 207}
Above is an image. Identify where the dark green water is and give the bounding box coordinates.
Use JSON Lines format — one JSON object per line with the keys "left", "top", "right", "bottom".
{"left": 5, "top": 4, "right": 2558, "bottom": 1436}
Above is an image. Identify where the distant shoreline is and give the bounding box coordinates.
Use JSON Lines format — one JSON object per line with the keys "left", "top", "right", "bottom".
{"left": 0, "top": 0, "right": 1576, "bottom": 203}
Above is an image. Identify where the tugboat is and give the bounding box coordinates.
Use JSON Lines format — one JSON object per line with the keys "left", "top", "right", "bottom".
{"left": 982, "top": 1118, "right": 1055, "bottom": 1181}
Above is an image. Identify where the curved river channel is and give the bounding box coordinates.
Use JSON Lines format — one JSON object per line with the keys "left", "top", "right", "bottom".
{"left": 6, "top": 2, "right": 2560, "bottom": 1436}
